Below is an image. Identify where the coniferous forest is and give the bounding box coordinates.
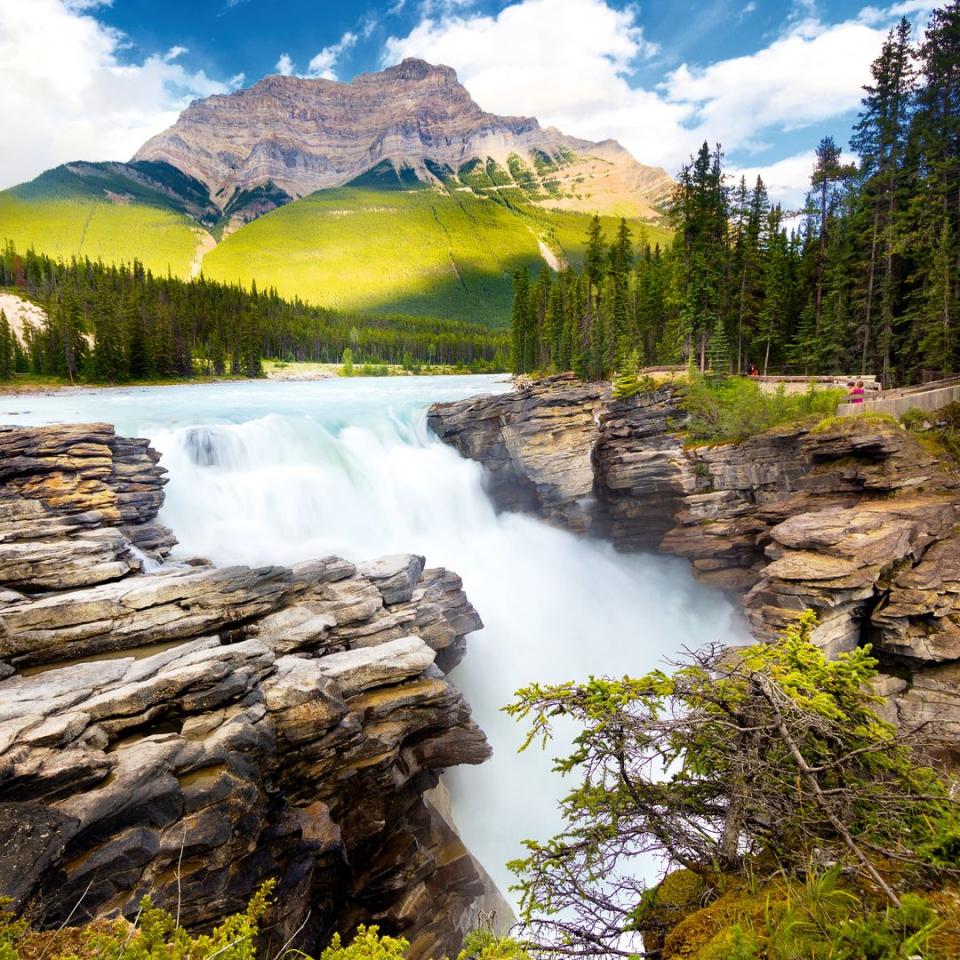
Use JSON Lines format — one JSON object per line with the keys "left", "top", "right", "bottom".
{"left": 510, "top": 3, "right": 959, "bottom": 386}
{"left": 0, "top": 244, "right": 509, "bottom": 383}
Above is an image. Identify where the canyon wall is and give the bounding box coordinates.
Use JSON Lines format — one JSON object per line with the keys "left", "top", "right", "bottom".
{"left": 429, "top": 376, "right": 960, "bottom": 754}
{"left": 0, "top": 424, "right": 500, "bottom": 959}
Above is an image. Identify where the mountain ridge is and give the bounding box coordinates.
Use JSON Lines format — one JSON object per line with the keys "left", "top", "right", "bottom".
{"left": 132, "top": 58, "right": 672, "bottom": 223}
{"left": 0, "top": 59, "right": 674, "bottom": 324}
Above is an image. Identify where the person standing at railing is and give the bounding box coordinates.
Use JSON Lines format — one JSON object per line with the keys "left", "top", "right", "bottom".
{"left": 848, "top": 380, "right": 865, "bottom": 404}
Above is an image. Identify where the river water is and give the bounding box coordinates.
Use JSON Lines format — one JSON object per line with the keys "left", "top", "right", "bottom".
{"left": 4, "top": 375, "right": 743, "bottom": 901}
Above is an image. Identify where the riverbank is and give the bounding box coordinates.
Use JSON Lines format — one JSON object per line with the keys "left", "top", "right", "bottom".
{"left": 0, "top": 362, "right": 507, "bottom": 396}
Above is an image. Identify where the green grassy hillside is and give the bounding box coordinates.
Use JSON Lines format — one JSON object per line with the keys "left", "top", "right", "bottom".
{"left": 203, "top": 184, "right": 670, "bottom": 325}
{"left": 0, "top": 161, "right": 671, "bottom": 326}
{"left": 0, "top": 165, "right": 206, "bottom": 279}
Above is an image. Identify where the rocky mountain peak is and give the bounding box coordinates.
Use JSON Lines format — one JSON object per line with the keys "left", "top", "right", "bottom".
{"left": 366, "top": 57, "right": 461, "bottom": 86}
{"left": 131, "top": 59, "right": 670, "bottom": 219}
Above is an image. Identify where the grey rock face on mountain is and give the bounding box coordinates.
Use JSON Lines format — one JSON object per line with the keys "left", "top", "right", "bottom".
{"left": 133, "top": 59, "right": 672, "bottom": 218}
{"left": 0, "top": 423, "right": 497, "bottom": 960}
{"left": 428, "top": 378, "right": 960, "bottom": 749}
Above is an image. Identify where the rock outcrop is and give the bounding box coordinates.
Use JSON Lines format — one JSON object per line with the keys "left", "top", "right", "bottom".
{"left": 133, "top": 59, "right": 672, "bottom": 221}
{"left": 0, "top": 424, "right": 494, "bottom": 960}
{"left": 429, "top": 378, "right": 960, "bottom": 744}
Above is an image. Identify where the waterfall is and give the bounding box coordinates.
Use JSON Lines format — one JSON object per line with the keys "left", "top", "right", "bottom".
{"left": 6, "top": 376, "right": 745, "bottom": 901}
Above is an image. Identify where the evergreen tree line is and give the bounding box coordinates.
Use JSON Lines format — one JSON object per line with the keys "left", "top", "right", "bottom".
{"left": 0, "top": 244, "right": 509, "bottom": 383}
{"left": 510, "top": 3, "right": 959, "bottom": 385}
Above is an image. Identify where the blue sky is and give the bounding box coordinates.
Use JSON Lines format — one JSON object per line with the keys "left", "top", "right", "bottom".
{"left": 0, "top": 0, "right": 941, "bottom": 201}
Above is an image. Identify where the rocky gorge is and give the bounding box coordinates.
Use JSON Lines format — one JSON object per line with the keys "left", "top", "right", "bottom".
{"left": 428, "top": 375, "right": 960, "bottom": 753}
{"left": 6, "top": 372, "right": 960, "bottom": 958}
{"left": 0, "top": 422, "right": 505, "bottom": 960}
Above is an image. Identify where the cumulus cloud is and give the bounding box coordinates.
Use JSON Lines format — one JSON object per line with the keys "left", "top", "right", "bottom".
{"left": 306, "top": 31, "right": 359, "bottom": 80}
{"left": 0, "top": 0, "right": 241, "bottom": 190}
{"left": 275, "top": 52, "right": 295, "bottom": 76}
{"left": 382, "top": 0, "right": 915, "bottom": 202}
{"left": 729, "top": 151, "right": 817, "bottom": 210}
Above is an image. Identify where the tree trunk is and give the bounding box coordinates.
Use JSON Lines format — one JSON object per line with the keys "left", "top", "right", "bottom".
{"left": 862, "top": 206, "right": 880, "bottom": 375}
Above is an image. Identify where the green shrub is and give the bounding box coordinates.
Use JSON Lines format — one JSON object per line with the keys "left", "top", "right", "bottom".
{"left": 320, "top": 926, "right": 408, "bottom": 960}
{"left": 612, "top": 353, "right": 658, "bottom": 400}
{"left": 684, "top": 374, "right": 845, "bottom": 443}
{"left": 900, "top": 407, "right": 928, "bottom": 431}
{"left": 0, "top": 886, "right": 426, "bottom": 960}
{"left": 456, "top": 929, "right": 531, "bottom": 960}
{"left": 831, "top": 894, "right": 940, "bottom": 960}
{"left": 935, "top": 401, "right": 960, "bottom": 430}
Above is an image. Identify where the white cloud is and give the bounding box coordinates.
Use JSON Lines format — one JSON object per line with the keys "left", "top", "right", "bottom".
{"left": 0, "top": 0, "right": 240, "bottom": 190}
{"left": 306, "top": 31, "right": 358, "bottom": 80}
{"left": 739, "top": 1, "right": 758, "bottom": 19}
{"left": 275, "top": 52, "right": 295, "bottom": 76}
{"left": 730, "top": 150, "right": 816, "bottom": 210}
{"left": 382, "top": 0, "right": 912, "bottom": 203}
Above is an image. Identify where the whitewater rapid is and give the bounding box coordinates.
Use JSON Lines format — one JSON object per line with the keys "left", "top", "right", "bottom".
{"left": 5, "top": 376, "right": 744, "bottom": 900}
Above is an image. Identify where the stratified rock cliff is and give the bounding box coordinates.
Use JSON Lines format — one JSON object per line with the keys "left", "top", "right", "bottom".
{"left": 428, "top": 376, "right": 960, "bottom": 751}
{"left": 132, "top": 59, "right": 672, "bottom": 219}
{"left": 0, "top": 424, "right": 498, "bottom": 959}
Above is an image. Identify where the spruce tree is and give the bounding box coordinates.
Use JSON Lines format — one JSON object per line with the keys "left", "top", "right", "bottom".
{"left": 510, "top": 269, "right": 534, "bottom": 374}
{"left": 851, "top": 18, "right": 915, "bottom": 378}
{"left": 611, "top": 350, "right": 643, "bottom": 399}
{"left": 706, "top": 313, "right": 730, "bottom": 375}
{"left": 583, "top": 215, "right": 607, "bottom": 340}
{"left": 93, "top": 293, "right": 128, "bottom": 383}
{"left": 916, "top": 217, "right": 958, "bottom": 375}
{"left": 545, "top": 275, "right": 565, "bottom": 368}
{"left": 0, "top": 310, "right": 13, "bottom": 381}
{"left": 609, "top": 219, "right": 634, "bottom": 362}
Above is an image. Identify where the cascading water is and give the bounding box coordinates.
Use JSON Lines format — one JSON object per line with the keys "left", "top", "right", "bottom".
{"left": 6, "top": 376, "right": 745, "bottom": 901}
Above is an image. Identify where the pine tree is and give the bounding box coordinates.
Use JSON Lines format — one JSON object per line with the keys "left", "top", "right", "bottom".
{"left": 123, "top": 293, "right": 150, "bottom": 379}
{"left": 583, "top": 215, "right": 607, "bottom": 340}
{"left": 916, "top": 217, "right": 958, "bottom": 375}
{"left": 93, "top": 293, "right": 128, "bottom": 383}
{"left": 57, "top": 290, "right": 85, "bottom": 382}
{"left": 905, "top": 2, "right": 959, "bottom": 381}
{"left": 510, "top": 269, "right": 534, "bottom": 374}
{"left": 735, "top": 177, "right": 769, "bottom": 372}
{"left": 0, "top": 310, "right": 13, "bottom": 381}
{"left": 706, "top": 313, "right": 730, "bottom": 375}
{"left": 757, "top": 209, "right": 790, "bottom": 376}
{"left": 545, "top": 275, "right": 565, "bottom": 367}
{"left": 851, "top": 18, "right": 915, "bottom": 378}
{"left": 210, "top": 332, "right": 227, "bottom": 376}
{"left": 670, "top": 143, "right": 729, "bottom": 370}
{"left": 611, "top": 350, "right": 643, "bottom": 399}
{"left": 807, "top": 137, "right": 853, "bottom": 343}
{"left": 609, "top": 219, "right": 634, "bottom": 362}
{"left": 531, "top": 267, "right": 552, "bottom": 369}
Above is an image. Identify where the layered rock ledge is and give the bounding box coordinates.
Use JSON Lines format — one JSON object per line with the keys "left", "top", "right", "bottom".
{"left": 0, "top": 423, "right": 495, "bottom": 959}
{"left": 429, "top": 376, "right": 960, "bottom": 752}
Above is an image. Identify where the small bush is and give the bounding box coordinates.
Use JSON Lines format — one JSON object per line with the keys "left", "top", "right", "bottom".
{"left": 456, "top": 929, "right": 532, "bottom": 960}
{"left": 684, "top": 374, "right": 845, "bottom": 443}
{"left": 320, "top": 926, "right": 408, "bottom": 960}
{"left": 900, "top": 407, "right": 929, "bottom": 431}
{"left": 935, "top": 401, "right": 960, "bottom": 430}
